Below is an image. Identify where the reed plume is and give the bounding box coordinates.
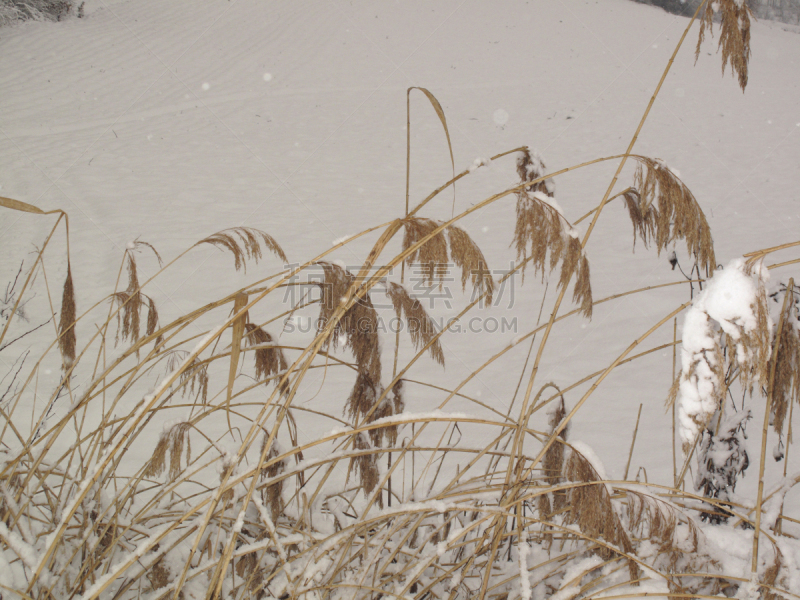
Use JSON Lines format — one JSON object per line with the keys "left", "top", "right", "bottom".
{"left": 623, "top": 489, "right": 728, "bottom": 595}
{"left": 261, "top": 437, "right": 286, "bottom": 523}
{"left": 696, "top": 0, "right": 753, "bottom": 92}
{"left": 144, "top": 422, "right": 192, "bottom": 482}
{"left": 626, "top": 157, "right": 716, "bottom": 275}
{"left": 315, "top": 262, "right": 382, "bottom": 383}
{"left": 353, "top": 432, "right": 380, "bottom": 499}
{"left": 385, "top": 282, "right": 444, "bottom": 366}
{"left": 539, "top": 396, "right": 569, "bottom": 519}
{"left": 402, "top": 217, "right": 449, "bottom": 287}
{"left": 367, "top": 378, "right": 404, "bottom": 446}
{"left": 167, "top": 351, "right": 209, "bottom": 404}
{"left": 346, "top": 370, "right": 382, "bottom": 423}
{"left": 111, "top": 249, "right": 162, "bottom": 348}
{"left": 769, "top": 288, "right": 800, "bottom": 437}
{"left": 671, "top": 261, "right": 770, "bottom": 453}
{"left": 564, "top": 447, "right": 637, "bottom": 580}
{"left": 401, "top": 218, "right": 494, "bottom": 304}
{"left": 446, "top": 224, "right": 494, "bottom": 305}
{"left": 58, "top": 262, "right": 76, "bottom": 366}
{"left": 513, "top": 149, "right": 592, "bottom": 317}
{"left": 763, "top": 547, "right": 788, "bottom": 600}
{"left": 244, "top": 322, "right": 289, "bottom": 395}
{"left": 739, "top": 261, "right": 772, "bottom": 397}
{"left": 196, "top": 227, "right": 287, "bottom": 271}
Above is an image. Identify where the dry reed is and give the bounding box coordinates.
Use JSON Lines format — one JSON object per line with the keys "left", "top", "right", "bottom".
{"left": 385, "top": 282, "right": 444, "bottom": 366}
{"left": 626, "top": 157, "right": 716, "bottom": 275}
{"left": 0, "top": 9, "right": 797, "bottom": 598}
{"left": 696, "top": 0, "right": 753, "bottom": 92}
{"left": 58, "top": 263, "right": 76, "bottom": 366}
{"left": 144, "top": 421, "right": 192, "bottom": 482}
{"left": 244, "top": 321, "right": 289, "bottom": 395}
{"left": 196, "top": 226, "right": 287, "bottom": 271}
{"left": 768, "top": 287, "right": 800, "bottom": 436}
{"left": 513, "top": 149, "right": 593, "bottom": 317}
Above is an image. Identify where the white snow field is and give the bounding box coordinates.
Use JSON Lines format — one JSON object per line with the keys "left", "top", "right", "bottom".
{"left": 1, "top": 0, "right": 800, "bottom": 598}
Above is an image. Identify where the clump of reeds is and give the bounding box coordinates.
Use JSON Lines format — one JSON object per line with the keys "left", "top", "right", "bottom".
{"left": 1, "top": 9, "right": 798, "bottom": 598}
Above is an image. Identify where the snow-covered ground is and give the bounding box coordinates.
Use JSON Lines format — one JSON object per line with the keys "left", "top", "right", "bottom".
{"left": 1, "top": 0, "right": 800, "bottom": 559}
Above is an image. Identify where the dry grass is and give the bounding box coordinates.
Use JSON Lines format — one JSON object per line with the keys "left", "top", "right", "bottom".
{"left": 1, "top": 4, "right": 798, "bottom": 599}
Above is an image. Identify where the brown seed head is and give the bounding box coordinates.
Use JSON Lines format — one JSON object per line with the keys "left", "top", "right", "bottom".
{"left": 196, "top": 227, "right": 287, "bottom": 272}
{"left": 385, "top": 282, "right": 444, "bottom": 367}
{"left": 244, "top": 322, "right": 289, "bottom": 395}
{"left": 696, "top": 0, "right": 753, "bottom": 92}
{"left": 144, "top": 422, "right": 191, "bottom": 482}
{"left": 513, "top": 150, "right": 593, "bottom": 316}
{"left": 58, "top": 263, "right": 76, "bottom": 367}
{"left": 353, "top": 432, "right": 380, "bottom": 498}
{"left": 629, "top": 158, "right": 716, "bottom": 275}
